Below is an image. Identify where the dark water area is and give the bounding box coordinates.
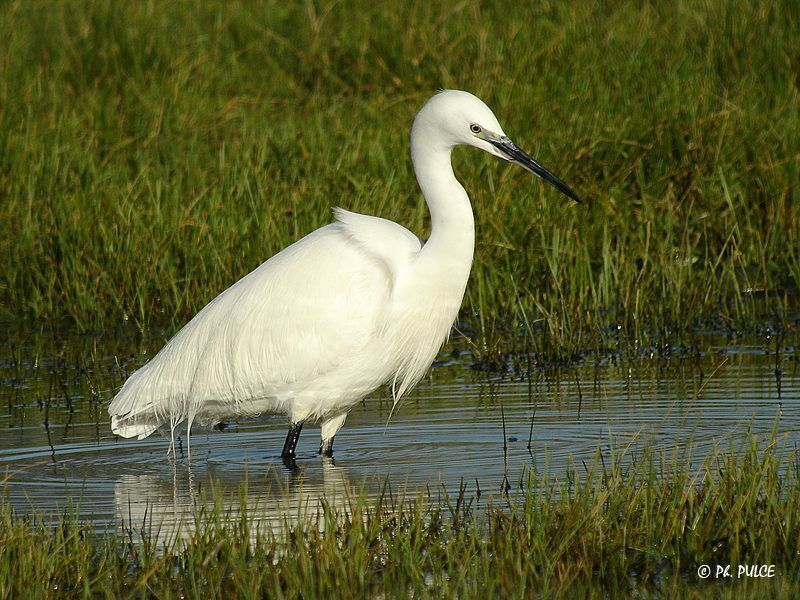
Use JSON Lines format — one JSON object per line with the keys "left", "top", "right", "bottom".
{"left": 0, "top": 327, "right": 798, "bottom": 542}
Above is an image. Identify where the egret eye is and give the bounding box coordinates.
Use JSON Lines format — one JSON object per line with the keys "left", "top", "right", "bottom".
{"left": 470, "top": 123, "right": 482, "bottom": 134}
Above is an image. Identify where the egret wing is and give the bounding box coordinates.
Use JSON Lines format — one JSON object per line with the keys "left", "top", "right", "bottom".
{"left": 109, "top": 222, "right": 394, "bottom": 433}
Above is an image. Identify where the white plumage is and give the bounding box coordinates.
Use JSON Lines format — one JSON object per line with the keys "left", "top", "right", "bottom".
{"left": 108, "top": 90, "right": 581, "bottom": 460}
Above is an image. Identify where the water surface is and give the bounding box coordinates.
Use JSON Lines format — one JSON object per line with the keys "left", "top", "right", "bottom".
{"left": 1, "top": 330, "right": 797, "bottom": 541}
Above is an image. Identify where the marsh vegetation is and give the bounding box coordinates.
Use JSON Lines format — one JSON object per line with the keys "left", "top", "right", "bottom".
{"left": 0, "top": 0, "right": 798, "bottom": 596}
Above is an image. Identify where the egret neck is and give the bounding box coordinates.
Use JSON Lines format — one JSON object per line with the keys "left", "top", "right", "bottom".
{"left": 411, "top": 127, "right": 475, "bottom": 287}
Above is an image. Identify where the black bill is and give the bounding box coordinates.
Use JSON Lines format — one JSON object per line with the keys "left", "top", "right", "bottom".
{"left": 489, "top": 137, "right": 582, "bottom": 204}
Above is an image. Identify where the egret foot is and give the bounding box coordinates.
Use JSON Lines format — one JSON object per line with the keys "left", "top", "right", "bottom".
{"left": 281, "top": 455, "right": 299, "bottom": 471}
{"left": 319, "top": 436, "right": 335, "bottom": 457}
{"left": 281, "top": 421, "right": 304, "bottom": 460}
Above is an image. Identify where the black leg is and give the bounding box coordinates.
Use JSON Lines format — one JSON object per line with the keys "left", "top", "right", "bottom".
{"left": 319, "top": 436, "right": 334, "bottom": 457}
{"left": 281, "top": 421, "right": 304, "bottom": 460}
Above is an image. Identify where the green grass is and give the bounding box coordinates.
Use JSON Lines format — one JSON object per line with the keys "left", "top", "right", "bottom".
{"left": 2, "top": 5, "right": 797, "bottom": 595}
{"left": 1, "top": 0, "right": 798, "bottom": 361}
{"left": 1, "top": 438, "right": 798, "bottom": 598}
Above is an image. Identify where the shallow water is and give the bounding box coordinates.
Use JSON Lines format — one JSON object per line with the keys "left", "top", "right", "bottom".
{"left": 1, "top": 329, "right": 798, "bottom": 541}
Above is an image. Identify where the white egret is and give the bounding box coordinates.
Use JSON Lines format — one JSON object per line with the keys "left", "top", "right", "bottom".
{"left": 108, "top": 90, "right": 581, "bottom": 463}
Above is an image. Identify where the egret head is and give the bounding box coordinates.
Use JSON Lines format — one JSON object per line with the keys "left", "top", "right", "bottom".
{"left": 413, "top": 90, "right": 581, "bottom": 203}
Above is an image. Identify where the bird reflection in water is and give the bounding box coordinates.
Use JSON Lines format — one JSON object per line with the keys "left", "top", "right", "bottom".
{"left": 114, "top": 457, "right": 356, "bottom": 547}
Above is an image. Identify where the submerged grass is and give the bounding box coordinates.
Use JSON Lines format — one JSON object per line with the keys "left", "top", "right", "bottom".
{"left": 0, "top": 0, "right": 798, "bottom": 361}
{"left": 1, "top": 438, "right": 798, "bottom": 597}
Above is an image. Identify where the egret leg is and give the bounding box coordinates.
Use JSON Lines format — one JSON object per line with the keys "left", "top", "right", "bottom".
{"left": 319, "top": 413, "right": 346, "bottom": 458}
{"left": 319, "top": 436, "right": 335, "bottom": 457}
{"left": 281, "top": 421, "right": 304, "bottom": 460}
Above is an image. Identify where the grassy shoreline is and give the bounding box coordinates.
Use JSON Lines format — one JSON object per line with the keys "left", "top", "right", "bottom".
{"left": 1, "top": 0, "right": 798, "bottom": 362}
{"left": 1, "top": 438, "right": 798, "bottom": 598}
{"left": 1, "top": 4, "right": 798, "bottom": 593}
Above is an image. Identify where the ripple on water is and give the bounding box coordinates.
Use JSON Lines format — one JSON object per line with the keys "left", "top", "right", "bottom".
{"left": 0, "top": 342, "right": 797, "bottom": 541}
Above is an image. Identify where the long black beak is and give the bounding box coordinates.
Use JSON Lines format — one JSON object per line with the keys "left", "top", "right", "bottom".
{"left": 489, "top": 137, "right": 582, "bottom": 204}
